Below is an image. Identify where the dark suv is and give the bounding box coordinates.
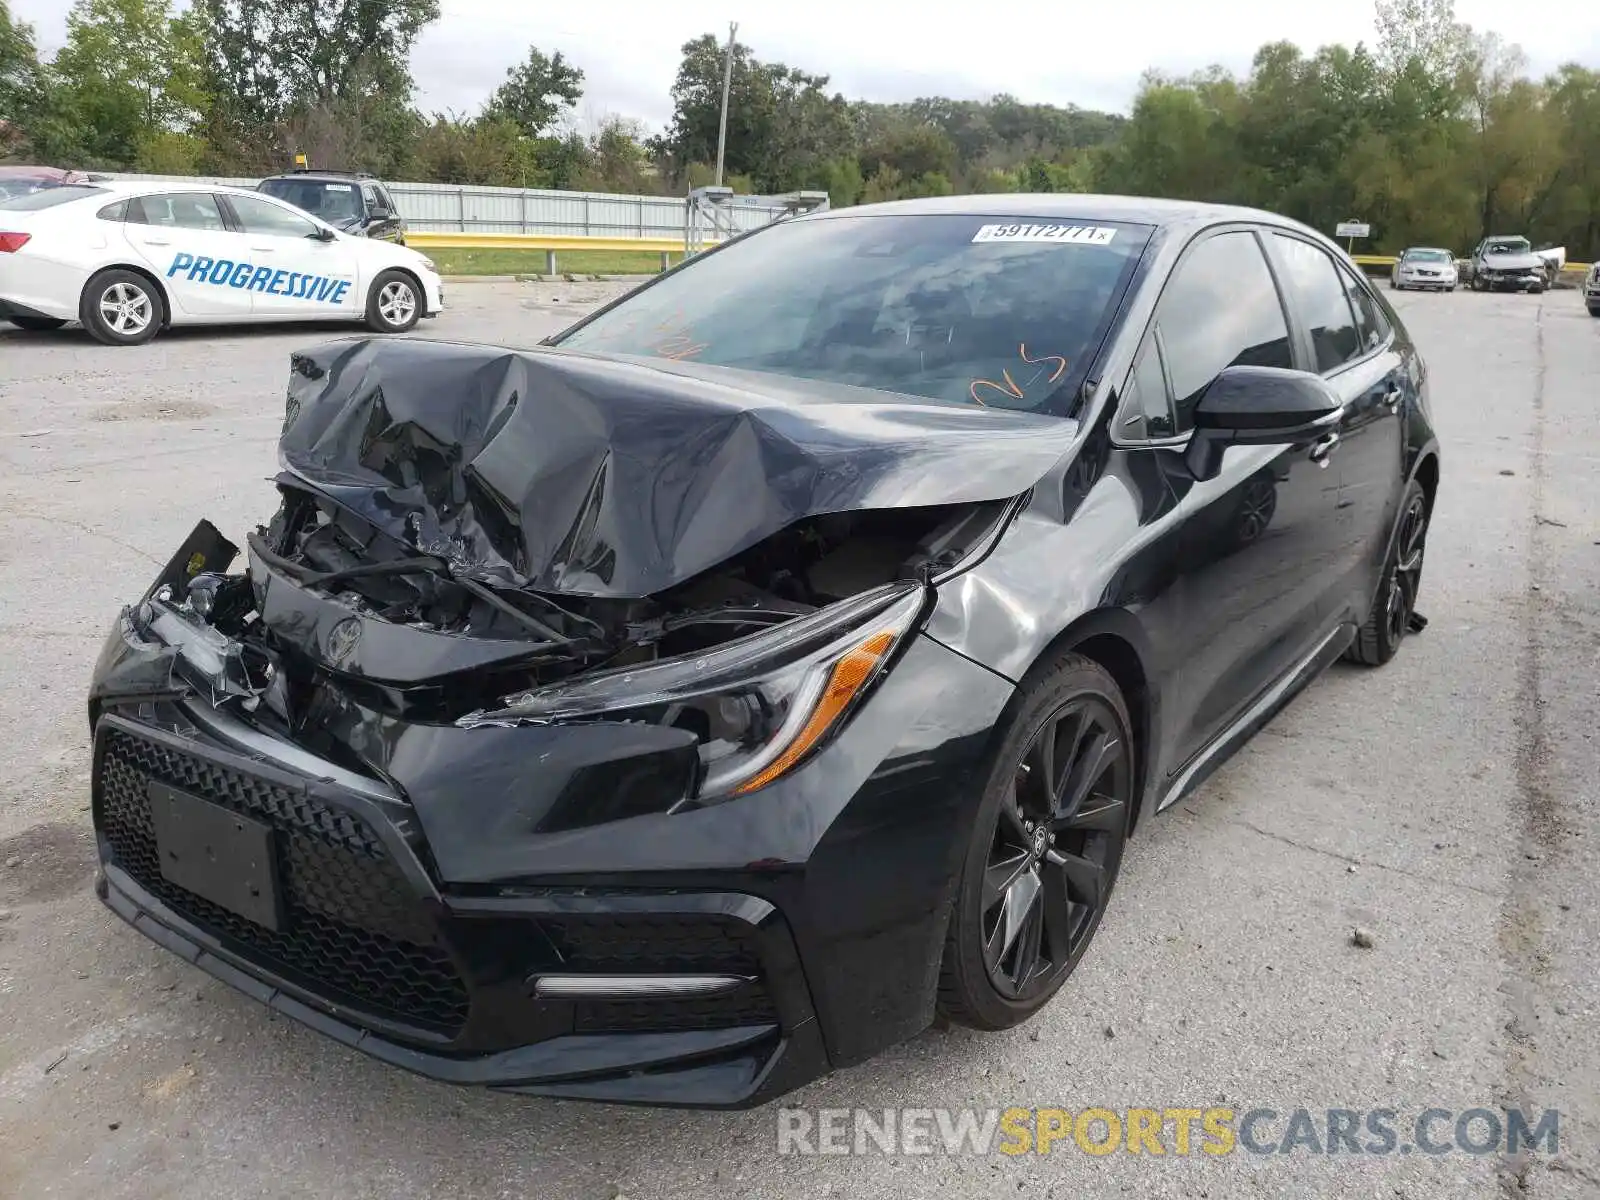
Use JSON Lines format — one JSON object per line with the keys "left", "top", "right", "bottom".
{"left": 257, "top": 170, "right": 407, "bottom": 244}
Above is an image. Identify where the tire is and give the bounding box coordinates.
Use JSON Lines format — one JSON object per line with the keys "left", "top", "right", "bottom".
{"left": 365, "top": 269, "right": 421, "bottom": 334}
{"left": 1587, "top": 305, "right": 1600, "bottom": 318}
{"left": 1345, "top": 479, "right": 1429, "bottom": 667}
{"left": 79, "top": 269, "right": 164, "bottom": 346}
{"left": 6, "top": 315, "right": 66, "bottom": 331}
{"left": 938, "top": 653, "right": 1134, "bottom": 1031}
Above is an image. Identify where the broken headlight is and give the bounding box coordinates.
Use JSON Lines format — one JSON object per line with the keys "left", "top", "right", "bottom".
{"left": 467, "top": 583, "right": 927, "bottom": 799}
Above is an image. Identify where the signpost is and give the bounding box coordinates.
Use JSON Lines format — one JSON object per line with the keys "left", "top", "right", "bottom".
{"left": 1335, "top": 220, "right": 1371, "bottom": 254}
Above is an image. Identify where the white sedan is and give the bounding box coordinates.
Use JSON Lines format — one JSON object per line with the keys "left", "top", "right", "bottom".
{"left": 0, "top": 179, "right": 444, "bottom": 346}
{"left": 1389, "top": 246, "right": 1459, "bottom": 292}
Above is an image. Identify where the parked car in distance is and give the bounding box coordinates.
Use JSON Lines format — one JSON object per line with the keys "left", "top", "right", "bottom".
{"left": 0, "top": 179, "right": 442, "bottom": 344}
{"left": 1585, "top": 263, "right": 1599, "bottom": 317}
{"left": 1391, "top": 247, "right": 1458, "bottom": 291}
{"left": 1467, "top": 236, "right": 1548, "bottom": 293}
{"left": 0, "top": 165, "right": 93, "bottom": 201}
{"left": 257, "top": 170, "right": 408, "bottom": 244}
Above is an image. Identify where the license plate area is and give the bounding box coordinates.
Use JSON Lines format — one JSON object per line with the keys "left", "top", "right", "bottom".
{"left": 148, "top": 781, "right": 283, "bottom": 931}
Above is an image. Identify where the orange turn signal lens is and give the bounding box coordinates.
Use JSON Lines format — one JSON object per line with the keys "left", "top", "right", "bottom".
{"left": 733, "top": 630, "right": 897, "bottom": 795}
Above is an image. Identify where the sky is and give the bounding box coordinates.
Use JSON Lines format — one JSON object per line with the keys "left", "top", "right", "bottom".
{"left": 12, "top": 0, "right": 1600, "bottom": 134}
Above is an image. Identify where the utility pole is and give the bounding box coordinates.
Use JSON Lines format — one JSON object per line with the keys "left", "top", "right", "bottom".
{"left": 715, "top": 21, "right": 738, "bottom": 188}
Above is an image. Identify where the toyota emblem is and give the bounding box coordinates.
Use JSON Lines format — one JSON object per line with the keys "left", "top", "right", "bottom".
{"left": 325, "top": 617, "right": 362, "bottom": 665}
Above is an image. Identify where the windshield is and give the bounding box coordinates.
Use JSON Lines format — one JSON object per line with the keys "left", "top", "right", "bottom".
{"left": 1485, "top": 238, "right": 1531, "bottom": 255}
{"left": 259, "top": 178, "right": 363, "bottom": 224}
{"left": 0, "top": 184, "right": 106, "bottom": 210}
{"left": 1406, "top": 249, "right": 1452, "bottom": 263}
{"left": 556, "top": 213, "right": 1152, "bottom": 415}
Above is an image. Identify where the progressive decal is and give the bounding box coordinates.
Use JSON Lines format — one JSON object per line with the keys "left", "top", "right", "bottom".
{"left": 165, "top": 252, "right": 352, "bottom": 304}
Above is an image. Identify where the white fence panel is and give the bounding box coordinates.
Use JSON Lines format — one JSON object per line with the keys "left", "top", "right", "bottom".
{"left": 100, "top": 173, "right": 798, "bottom": 239}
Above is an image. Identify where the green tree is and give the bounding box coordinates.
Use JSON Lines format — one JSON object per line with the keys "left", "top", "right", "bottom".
{"left": 576, "top": 116, "right": 658, "bottom": 194}
{"left": 488, "top": 46, "right": 583, "bottom": 138}
{"left": 1, "top": 2, "right": 40, "bottom": 128}
{"left": 49, "top": 0, "right": 205, "bottom": 166}
{"left": 657, "top": 34, "right": 852, "bottom": 192}
{"left": 196, "top": 0, "right": 438, "bottom": 126}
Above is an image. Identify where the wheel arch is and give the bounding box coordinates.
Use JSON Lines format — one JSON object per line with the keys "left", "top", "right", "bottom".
{"left": 372, "top": 264, "right": 425, "bottom": 304}
{"left": 1412, "top": 450, "right": 1440, "bottom": 519}
{"left": 82, "top": 262, "right": 175, "bottom": 329}
{"left": 1008, "top": 607, "right": 1161, "bottom": 839}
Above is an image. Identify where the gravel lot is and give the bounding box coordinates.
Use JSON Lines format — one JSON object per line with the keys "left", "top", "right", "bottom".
{"left": 1, "top": 282, "right": 1596, "bottom": 1199}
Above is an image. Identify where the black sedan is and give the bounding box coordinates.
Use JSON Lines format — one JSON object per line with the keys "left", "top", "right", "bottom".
{"left": 88, "top": 195, "right": 1439, "bottom": 1108}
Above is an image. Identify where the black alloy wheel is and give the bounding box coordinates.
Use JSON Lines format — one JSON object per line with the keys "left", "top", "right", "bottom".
{"left": 1384, "top": 487, "right": 1429, "bottom": 646}
{"left": 1347, "top": 478, "right": 1429, "bottom": 666}
{"left": 939, "top": 654, "right": 1133, "bottom": 1029}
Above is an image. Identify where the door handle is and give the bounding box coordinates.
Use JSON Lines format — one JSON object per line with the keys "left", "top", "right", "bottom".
{"left": 1309, "top": 431, "right": 1341, "bottom": 467}
{"left": 140, "top": 237, "right": 171, "bottom": 247}
{"left": 249, "top": 245, "right": 275, "bottom": 253}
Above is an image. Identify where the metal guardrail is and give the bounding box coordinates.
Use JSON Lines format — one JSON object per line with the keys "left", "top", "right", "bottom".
{"left": 407, "top": 237, "right": 1595, "bottom": 278}
{"left": 404, "top": 231, "right": 714, "bottom": 274}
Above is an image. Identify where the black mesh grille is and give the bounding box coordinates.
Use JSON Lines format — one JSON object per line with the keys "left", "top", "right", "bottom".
{"left": 96, "top": 727, "right": 470, "bottom": 1035}
{"left": 542, "top": 913, "right": 761, "bottom": 974}
{"left": 541, "top": 912, "right": 778, "bottom": 1033}
{"left": 573, "top": 990, "right": 778, "bottom": 1034}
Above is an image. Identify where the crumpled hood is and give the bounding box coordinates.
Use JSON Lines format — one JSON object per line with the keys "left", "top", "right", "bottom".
{"left": 278, "top": 338, "right": 1079, "bottom": 598}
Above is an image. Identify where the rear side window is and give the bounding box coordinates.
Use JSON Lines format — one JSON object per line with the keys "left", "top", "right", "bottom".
{"left": 97, "top": 200, "right": 129, "bottom": 222}
{"left": 1270, "top": 234, "right": 1361, "bottom": 372}
{"left": 1341, "top": 266, "right": 1392, "bottom": 353}
{"left": 1154, "top": 230, "right": 1293, "bottom": 432}
{"left": 0, "top": 185, "right": 107, "bottom": 211}
{"left": 128, "top": 193, "right": 227, "bottom": 231}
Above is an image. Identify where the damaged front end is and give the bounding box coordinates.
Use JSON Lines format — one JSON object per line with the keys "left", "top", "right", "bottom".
{"left": 96, "top": 482, "right": 1004, "bottom": 812}
{"left": 87, "top": 337, "right": 1058, "bottom": 1105}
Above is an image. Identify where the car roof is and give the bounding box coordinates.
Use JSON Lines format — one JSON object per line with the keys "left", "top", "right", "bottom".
{"left": 808, "top": 192, "right": 1320, "bottom": 235}
{"left": 260, "top": 172, "right": 377, "bottom": 182}
{"left": 61, "top": 179, "right": 317, "bottom": 203}
{"left": 1404, "top": 246, "right": 1453, "bottom": 253}
{"left": 34, "top": 180, "right": 344, "bottom": 228}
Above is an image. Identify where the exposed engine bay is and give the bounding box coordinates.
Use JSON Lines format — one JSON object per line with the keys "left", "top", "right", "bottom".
{"left": 158, "top": 481, "right": 1006, "bottom": 729}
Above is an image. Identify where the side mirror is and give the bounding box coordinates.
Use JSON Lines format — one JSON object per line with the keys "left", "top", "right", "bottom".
{"left": 1184, "top": 366, "right": 1343, "bottom": 481}
{"left": 312, "top": 226, "right": 338, "bottom": 243}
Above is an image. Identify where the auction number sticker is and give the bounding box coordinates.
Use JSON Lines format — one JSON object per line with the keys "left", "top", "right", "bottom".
{"left": 972, "top": 223, "right": 1117, "bottom": 245}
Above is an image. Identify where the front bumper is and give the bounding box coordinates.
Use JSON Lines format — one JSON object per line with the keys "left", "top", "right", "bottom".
{"left": 92, "top": 705, "right": 824, "bottom": 1106}
{"left": 88, "top": 606, "right": 1014, "bottom": 1106}
{"left": 1478, "top": 270, "right": 1544, "bottom": 290}
{"left": 1397, "top": 271, "right": 1454, "bottom": 288}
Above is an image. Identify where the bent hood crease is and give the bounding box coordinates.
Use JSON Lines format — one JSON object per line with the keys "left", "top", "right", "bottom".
{"left": 278, "top": 338, "right": 1079, "bottom": 598}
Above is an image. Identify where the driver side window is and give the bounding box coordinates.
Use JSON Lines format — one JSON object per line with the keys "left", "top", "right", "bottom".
{"left": 1136, "top": 230, "right": 1294, "bottom": 437}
